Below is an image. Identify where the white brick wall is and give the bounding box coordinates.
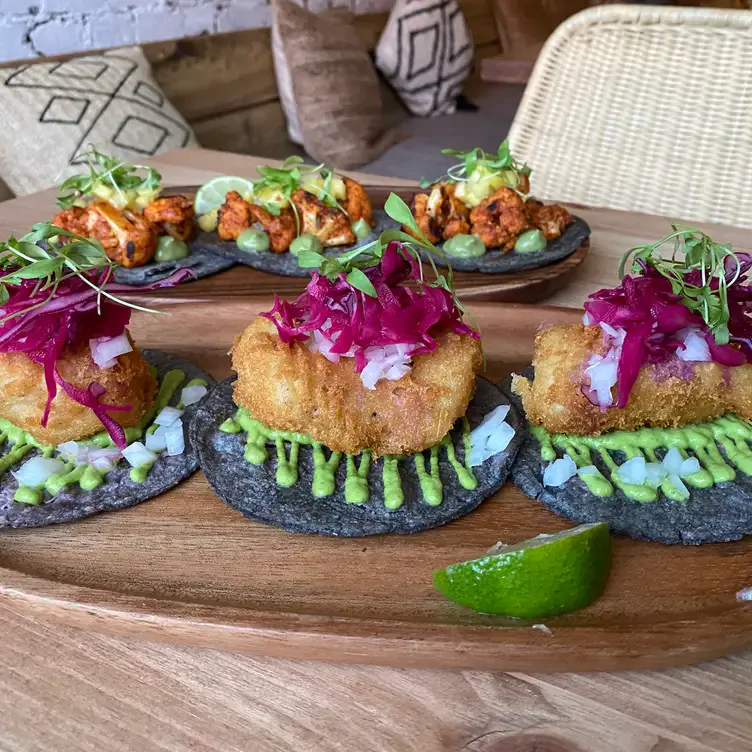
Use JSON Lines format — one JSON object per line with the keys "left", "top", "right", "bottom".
{"left": 0, "top": 0, "right": 395, "bottom": 63}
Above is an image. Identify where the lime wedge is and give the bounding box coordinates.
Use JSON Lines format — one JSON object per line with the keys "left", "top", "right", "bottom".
{"left": 194, "top": 175, "right": 255, "bottom": 215}
{"left": 433, "top": 523, "right": 611, "bottom": 618}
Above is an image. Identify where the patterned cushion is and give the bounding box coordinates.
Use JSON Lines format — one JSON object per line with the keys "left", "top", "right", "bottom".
{"left": 375, "top": 0, "right": 474, "bottom": 117}
{"left": 0, "top": 46, "right": 198, "bottom": 196}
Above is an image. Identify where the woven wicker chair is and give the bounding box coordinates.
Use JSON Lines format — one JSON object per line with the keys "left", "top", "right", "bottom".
{"left": 508, "top": 4, "right": 752, "bottom": 228}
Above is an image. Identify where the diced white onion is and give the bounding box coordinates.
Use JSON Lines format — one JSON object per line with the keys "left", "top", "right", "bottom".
{"left": 677, "top": 329, "right": 711, "bottom": 362}
{"left": 57, "top": 440, "right": 85, "bottom": 464}
{"left": 86, "top": 447, "right": 121, "bottom": 473}
{"left": 543, "top": 456, "right": 577, "bottom": 487}
{"left": 577, "top": 465, "right": 599, "bottom": 477}
{"left": 468, "top": 405, "right": 515, "bottom": 467}
{"left": 145, "top": 431, "right": 168, "bottom": 452}
{"left": 89, "top": 333, "right": 132, "bottom": 369}
{"left": 56, "top": 441, "right": 120, "bottom": 471}
{"left": 736, "top": 586, "right": 752, "bottom": 602}
{"left": 584, "top": 352, "right": 619, "bottom": 409}
{"left": 13, "top": 457, "right": 65, "bottom": 487}
{"left": 358, "top": 344, "right": 416, "bottom": 390}
{"left": 599, "top": 322, "right": 626, "bottom": 346}
{"left": 662, "top": 446, "right": 684, "bottom": 475}
{"left": 165, "top": 421, "right": 185, "bottom": 456}
{"left": 645, "top": 462, "right": 668, "bottom": 488}
{"left": 615, "top": 456, "right": 646, "bottom": 485}
{"left": 680, "top": 456, "right": 701, "bottom": 476}
{"left": 668, "top": 473, "right": 690, "bottom": 499}
{"left": 180, "top": 384, "right": 207, "bottom": 406}
{"left": 154, "top": 406, "right": 184, "bottom": 427}
{"left": 122, "top": 442, "right": 157, "bottom": 468}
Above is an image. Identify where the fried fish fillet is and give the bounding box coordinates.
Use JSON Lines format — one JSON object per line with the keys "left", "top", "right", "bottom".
{"left": 0, "top": 340, "right": 156, "bottom": 445}
{"left": 232, "top": 317, "right": 483, "bottom": 455}
{"left": 511, "top": 324, "right": 752, "bottom": 435}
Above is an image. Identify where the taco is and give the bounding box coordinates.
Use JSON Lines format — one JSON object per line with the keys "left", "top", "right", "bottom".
{"left": 192, "top": 195, "right": 522, "bottom": 535}
{"left": 193, "top": 157, "right": 395, "bottom": 278}
{"left": 405, "top": 139, "right": 590, "bottom": 273}
{"left": 508, "top": 227, "right": 752, "bottom": 543}
{"left": 0, "top": 224, "right": 212, "bottom": 527}
{"left": 52, "top": 147, "right": 234, "bottom": 284}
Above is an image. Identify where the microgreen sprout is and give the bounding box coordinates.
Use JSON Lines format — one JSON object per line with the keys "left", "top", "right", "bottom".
{"left": 619, "top": 225, "right": 747, "bottom": 345}
{"left": 0, "top": 223, "right": 164, "bottom": 322}
{"left": 296, "top": 192, "right": 470, "bottom": 319}
{"left": 419, "top": 139, "right": 531, "bottom": 190}
{"left": 252, "top": 156, "right": 348, "bottom": 233}
{"left": 57, "top": 147, "right": 162, "bottom": 210}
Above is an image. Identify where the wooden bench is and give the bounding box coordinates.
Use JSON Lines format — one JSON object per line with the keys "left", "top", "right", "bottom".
{"left": 0, "top": 0, "right": 501, "bottom": 202}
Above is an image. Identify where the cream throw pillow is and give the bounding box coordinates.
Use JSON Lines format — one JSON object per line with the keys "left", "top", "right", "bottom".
{"left": 274, "top": 0, "right": 396, "bottom": 170}
{"left": 271, "top": 9, "right": 304, "bottom": 146}
{"left": 0, "top": 46, "right": 198, "bottom": 196}
{"left": 375, "top": 0, "right": 474, "bottom": 117}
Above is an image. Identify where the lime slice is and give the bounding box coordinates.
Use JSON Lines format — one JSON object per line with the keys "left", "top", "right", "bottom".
{"left": 194, "top": 175, "right": 255, "bottom": 215}
{"left": 433, "top": 523, "right": 611, "bottom": 618}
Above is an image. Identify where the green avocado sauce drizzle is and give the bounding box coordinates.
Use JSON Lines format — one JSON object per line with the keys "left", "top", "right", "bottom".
{"left": 220, "top": 408, "right": 479, "bottom": 508}
{"left": 8, "top": 372, "right": 207, "bottom": 505}
{"left": 532, "top": 413, "right": 752, "bottom": 502}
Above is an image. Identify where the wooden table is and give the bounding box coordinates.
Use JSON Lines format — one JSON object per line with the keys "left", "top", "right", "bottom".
{"left": 0, "top": 148, "right": 750, "bottom": 752}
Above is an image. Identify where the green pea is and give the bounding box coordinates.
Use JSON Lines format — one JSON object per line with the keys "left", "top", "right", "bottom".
{"left": 289, "top": 233, "right": 323, "bottom": 257}
{"left": 514, "top": 229, "right": 547, "bottom": 253}
{"left": 443, "top": 234, "right": 486, "bottom": 259}
{"left": 155, "top": 235, "right": 189, "bottom": 262}
{"left": 237, "top": 228, "right": 270, "bottom": 253}
{"left": 351, "top": 218, "right": 372, "bottom": 242}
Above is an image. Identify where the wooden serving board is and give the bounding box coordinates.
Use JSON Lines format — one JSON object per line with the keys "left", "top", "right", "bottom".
{"left": 0, "top": 301, "right": 749, "bottom": 673}
{"left": 167, "top": 186, "right": 589, "bottom": 304}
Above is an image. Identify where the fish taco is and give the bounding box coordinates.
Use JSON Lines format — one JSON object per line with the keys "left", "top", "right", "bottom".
{"left": 192, "top": 194, "right": 522, "bottom": 535}
{"left": 508, "top": 227, "right": 752, "bottom": 543}
{"left": 0, "top": 224, "right": 212, "bottom": 527}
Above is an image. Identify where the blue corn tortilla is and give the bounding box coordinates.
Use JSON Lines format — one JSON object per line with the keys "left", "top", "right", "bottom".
{"left": 500, "top": 371, "right": 752, "bottom": 544}
{"left": 431, "top": 216, "right": 591, "bottom": 274}
{"left": 192, "top": 208, "right": 397, "bottom": 278}
{"left": 113, "top": 247, "right": 235, "bottom": 285}
{"left": 191, "top": 376, "right": 523, "bottom": 536}
{"left": 0, "top": 350, "right": 213, "bottom": 529}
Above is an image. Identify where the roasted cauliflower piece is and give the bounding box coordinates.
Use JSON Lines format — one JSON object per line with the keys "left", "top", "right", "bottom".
{"left": 469, "top": 187, "right": 530, "bottom": 251}
{"left": 525, "top": 200, "right": 573, "bottom": 240}
{"left": 290, "top": 189, "right": 355, "bottom": 247}
{"left": 342, "top": 177, "right": 373, "bottom": 226}
{"left": 143, "top": 195, "right": 196, "bottom": 241}
{"left": 53, "top": 201, "right": 159, "bottom": 268}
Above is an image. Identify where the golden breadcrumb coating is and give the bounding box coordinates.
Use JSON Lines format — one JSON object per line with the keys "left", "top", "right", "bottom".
{"left": 511, "top": 323, "right": 752, "bottom": 435}
{"left": 231, "top": 317, "right": 483, "bottom": 455}
{"left": 0, "top": 338, "right": 156, "bottom": 445}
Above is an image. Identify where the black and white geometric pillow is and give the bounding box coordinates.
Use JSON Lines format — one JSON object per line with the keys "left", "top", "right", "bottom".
{"left": 0, "top": 46, "right": 198, "bottom": 196}
{"left": 375, "top": 0, "right": 474, "bottom": 118}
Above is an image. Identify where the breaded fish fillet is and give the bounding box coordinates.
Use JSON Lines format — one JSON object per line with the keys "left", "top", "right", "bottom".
{"left": 511, "top": 324, "right": 752, "bottom": 435}
{"left": 232, "top": 317, "right": 483, "bottom": 455}
{"left": 0, "top": 340, "right": 156, "bottom": 445}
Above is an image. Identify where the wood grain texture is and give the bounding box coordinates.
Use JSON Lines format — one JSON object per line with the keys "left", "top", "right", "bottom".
{"left": 0, "top": 300, "right": 749, "bottom": 675}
